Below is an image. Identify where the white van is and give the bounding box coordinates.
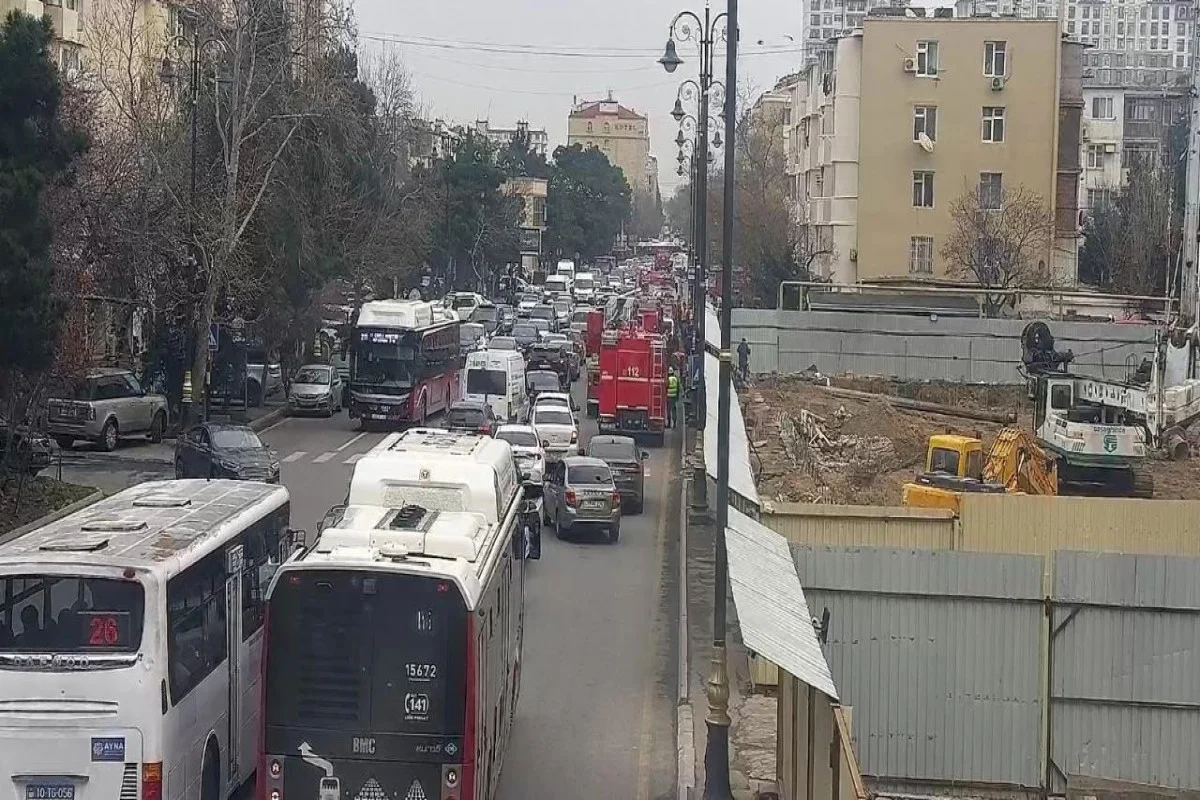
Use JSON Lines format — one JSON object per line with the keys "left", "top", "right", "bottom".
{"left": 555, "top": 259, "right": 576, "bottom": 283}
{"left": 544, "top": 273, "right": 572, "bottom": 300}
{"left": 574, "top": 271, "right": 596, "bottom": 304}
{"left": 465, "top": 348, "right": 527, "bottom": 422}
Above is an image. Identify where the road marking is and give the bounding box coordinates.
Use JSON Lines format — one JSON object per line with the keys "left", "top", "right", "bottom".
{"left": 336, "top": 432, "right": 367, "bottom": 452}
{"left": 312, "top": 451, "right": 337, "bottom": 463}
{"left": 344, "top": 453, "right": 364, "bottom": 466}
{"left": 281, "top": 452, "right": 307, "bottom": 463}
{"left": 258, "top": 416, "right": 291, "bottom": 435}
{"left": 637, "top": 435, "right": 675, "bottom": 800}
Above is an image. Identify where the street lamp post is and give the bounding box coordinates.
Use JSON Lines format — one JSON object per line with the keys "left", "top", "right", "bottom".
{"left": 706, "top": 0, "right": 739, "bottom": 796}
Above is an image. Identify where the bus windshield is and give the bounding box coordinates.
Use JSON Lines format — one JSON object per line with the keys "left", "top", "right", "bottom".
{"left": 352, "top": 330, "right": 416, "bottom": 389}
{"left": 0, "top": 574, "right": 145, "bottom": 654}
{"left": 265, "top": 570, "right": 467, "bottom": 737}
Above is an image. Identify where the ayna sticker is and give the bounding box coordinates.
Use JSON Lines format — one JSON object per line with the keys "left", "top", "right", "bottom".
{"left": 91, "top": 737, "right": 125, "bottom": 762}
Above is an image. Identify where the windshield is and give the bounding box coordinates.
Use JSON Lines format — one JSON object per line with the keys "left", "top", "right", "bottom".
{"left": 568, "top": 464, "right": 612, "bottom": 485}
{"left": 534, "top": 408, "right": 573, "bottom": 426}
{"left": 497, "top": 429, "right": 539, "bottom": 448}
{"left": 471, "top": 306, "right": 499, "bottom": 324}
{"left": 553, "top": 300, "right": 570, "bottom": 313}
{"left": 467, "top": 369, "right": 507, "bottom": 396}
{"left": 530, "top": 306, "right": 554, "bottom": 320}
{"left": 545, "top": 278, "right": 567, "bottom": 290}
{"left": 512, "top": 324, "right": 538, "bottom": 341}
{"left": 490, "top": 337, "right": 518, "bottom": 350}
{"left": 213, "top": 429, "right": 263, "bottom": 449}
{"left": 446, "top": 406, "right": 486, "bottom": 427}
{"left": 265, "top": 570, "right": 466, "bottom": 737}
{"left": 293, "top": 367, "right": 330, "bottom": 384}
{"left": 530, "top": 319, "right": 550, "bottom": 333}
{"left": 451, "top": 296, "right": 475, "bottom": 310}
{"left": 528, "top": 372, "right": 559, "bottom": 390}
{"left": 589, "top": 440, "right": 636, "bottom": 462}
{"left": 572, "top": 310, "right": 591, "bottom": 324}
{"left": 0, "top": 575, "right": 145, "bottom": 654}
{"left": 459, "top": 324, "right": 484, "bottom": 345}
{"left": 352, "top": 330, "right": 416, "bottom": 389}
{"left": 575, "top": 277, "right": 594, "bottom": 290}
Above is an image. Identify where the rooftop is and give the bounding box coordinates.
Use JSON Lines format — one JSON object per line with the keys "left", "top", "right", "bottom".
{"left": 570, "top": 99, "right": 646, "bottom": 121}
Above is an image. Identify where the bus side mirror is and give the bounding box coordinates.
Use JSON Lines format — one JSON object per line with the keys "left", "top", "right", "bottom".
{"left": 319, "top": 505, "right": 346, "bottom": 533}
{"left": 289, "top": 528, "right": 309, "bottom": 551}
{"left": 519, "top": 499, "right": 541, "bottom": 560}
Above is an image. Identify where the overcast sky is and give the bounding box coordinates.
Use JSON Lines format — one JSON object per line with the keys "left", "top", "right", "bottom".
{"left": 354, "top": 0, "right": 809, "bottom": 198}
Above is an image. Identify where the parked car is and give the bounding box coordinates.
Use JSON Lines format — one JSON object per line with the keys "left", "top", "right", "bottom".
{"left": 245, "top": 348, "right": 284, "bottom": 407}
{"left": 46, "top": 368, "right": 169, "bottom": 452}
{"left": 288, "top": 364, "right": 343, "bottom": 416}
{"left": 445, "top": 399, "right": 499, "bottom": 436}
{"left": 174, "top": 423, "right": 280, "bottom": 482}
{"left": 530, "top": 403, "right": 578, "bottom": 461}
{"left": 0, "top": 417, "right": 53, "bottom": 476}
{"left": 542, "top": 456, "right": 622, "bottom": 542}
{"left": 586, "top": 434, "right": 648, "bottom": 513}
{"left": 495, "top": 423, "right": 546, "bottom": 486}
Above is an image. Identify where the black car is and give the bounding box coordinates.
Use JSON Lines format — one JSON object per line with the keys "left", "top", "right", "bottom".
{"left": 528, "top": 304, "right": 558, "bottom": 332}
{"left": 526, "top": 369, "right": 562, "bottom": 405}
{"left": 512, "top": 322, "right": 540, "bottom": 351}
{"left": 586, "top": 434, "right": 648, "bottom": 513}
{"left": 174, "top": 423, "right": 280, "bottom": 483}
{"left": 445, "top": 400, "right": 499, "bottom": 436}
{"left": 470, "top": 303, "right": 501, "bottom": 335}
{"left": 526, "top": 343, "right": 569, "bottom": 388}
{"left": 0, "top": 418, "right": 53, "bottom": 476}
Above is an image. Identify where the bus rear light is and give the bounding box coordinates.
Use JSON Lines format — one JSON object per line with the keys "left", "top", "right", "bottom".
{"left": 269, "top": 761, "right": 282, "bottom": 779}
{"left": 270, "top": 790, "right": 282, "bottom": 800}
{"left": 141, "top": 762, "right": 163, "bottom": 800}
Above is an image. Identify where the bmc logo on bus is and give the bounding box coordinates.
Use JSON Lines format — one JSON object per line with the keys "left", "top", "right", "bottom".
{"left": 351, "top": 737, "right": 376, "bottom": 755}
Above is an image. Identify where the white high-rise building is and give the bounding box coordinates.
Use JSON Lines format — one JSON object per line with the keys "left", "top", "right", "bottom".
{"left": 803, "top": 0, "right": 911, "bottom": 51}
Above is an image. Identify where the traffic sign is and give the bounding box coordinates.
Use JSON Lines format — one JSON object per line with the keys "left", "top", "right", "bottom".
{"left": 208, "top": 324, "right": 219, "bottom": 352}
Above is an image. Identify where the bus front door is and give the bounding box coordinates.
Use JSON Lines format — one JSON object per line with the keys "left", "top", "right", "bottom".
{"left": 225, "top": 545, "right": 245, "bottom": 787}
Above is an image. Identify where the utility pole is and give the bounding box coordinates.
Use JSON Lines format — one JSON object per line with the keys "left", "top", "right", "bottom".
{"left": 1182, "top": 66, "right": 1200, "bottom": 325}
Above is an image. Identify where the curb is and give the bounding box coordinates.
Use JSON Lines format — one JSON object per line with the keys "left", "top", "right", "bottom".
{"left": 60, "top": 452, "right": 173, "bottom": 468}
{"left": 678, "top": 424, "right": 696, "bottom": 800}
{"left": 0, "top": 489, "right": 104, "bottom": 546}
{"left": 249, "top": 407, "right": 288, "bottom": 432}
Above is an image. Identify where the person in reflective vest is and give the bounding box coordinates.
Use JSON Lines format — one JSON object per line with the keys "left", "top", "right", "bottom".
{"left": 666, "top": 368, "right": 681, "bottom": 429}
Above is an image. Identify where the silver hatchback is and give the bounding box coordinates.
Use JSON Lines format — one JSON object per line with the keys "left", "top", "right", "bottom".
{"left": 542, "top": 456, "right": 622, "bottom": 543}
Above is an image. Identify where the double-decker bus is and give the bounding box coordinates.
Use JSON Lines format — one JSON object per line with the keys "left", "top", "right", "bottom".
{"left": 348, "top": 300, "right": 462, "bottom": 429}
{"left": 261, "top": 430, "right": 539, "bottom": 800}
{"left": 0, "top": 480, "right": 295, "bottom": 800}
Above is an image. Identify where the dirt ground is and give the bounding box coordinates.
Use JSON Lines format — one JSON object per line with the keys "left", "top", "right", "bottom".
{"left": 0, "top": 476, "right": 94, "bottom": 535}
{"left": 743, "top": 375, "right": 1200, "bottom": 504}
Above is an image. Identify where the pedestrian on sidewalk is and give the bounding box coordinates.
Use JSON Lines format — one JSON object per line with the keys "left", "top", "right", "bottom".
{"left": 666, "top": 367, "right": 681, "bottom": 429}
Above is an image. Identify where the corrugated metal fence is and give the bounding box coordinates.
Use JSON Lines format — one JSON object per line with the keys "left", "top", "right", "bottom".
{"left": 733, "top": 309, "right": 1157, "bottom": 384}
{"left": 790, "top": 545, "right": 1200, "bottom": 794}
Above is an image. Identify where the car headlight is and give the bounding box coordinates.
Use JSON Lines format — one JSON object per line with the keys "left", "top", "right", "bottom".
{"left": 217, "top": 458, "right": 241, "bottom": 471}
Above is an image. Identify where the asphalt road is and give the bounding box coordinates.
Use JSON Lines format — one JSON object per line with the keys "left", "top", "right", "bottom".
{"left": 59, "top": 382, "right": 681, "bottom": 799}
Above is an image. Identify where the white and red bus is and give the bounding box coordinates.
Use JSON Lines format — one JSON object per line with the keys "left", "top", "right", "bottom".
{"left": 348, "top": 300, "right": 462, "bottom": 428}
{"left": 260, "top": 431, "right": 540, "bottom": 800}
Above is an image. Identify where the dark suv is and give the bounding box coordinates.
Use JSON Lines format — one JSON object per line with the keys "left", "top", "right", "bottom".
{"left": 586, "top": 434, "right": 648, "bottom": 513}
{"left": 445, "top": 400, "right": 499, "bottom": 436}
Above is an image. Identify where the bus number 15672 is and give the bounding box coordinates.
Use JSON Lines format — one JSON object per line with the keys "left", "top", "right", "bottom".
{"left": 405, "top": 663, "right": 437, "bottom": 680}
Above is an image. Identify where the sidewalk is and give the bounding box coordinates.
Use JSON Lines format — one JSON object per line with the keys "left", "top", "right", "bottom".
{"left": 58, "top": 397, "right": 287, "bottom": 467}
{"left": 683, "top": 428, "right": 780, "bottom": 800}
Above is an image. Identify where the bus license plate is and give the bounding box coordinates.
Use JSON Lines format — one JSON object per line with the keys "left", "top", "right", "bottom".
{"left": 27, "top": 786, "right": 74, "bottom": 800}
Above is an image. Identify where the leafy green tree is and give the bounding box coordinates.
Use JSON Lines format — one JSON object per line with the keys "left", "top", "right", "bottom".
{"left": 544, "top": 143, "right": 631, "bottom": 262}
{"left": 0, "top": 12, "right": 84, "bottom": 378}
{"left": 498, "top": 129, "right": 550, "bottom": 180}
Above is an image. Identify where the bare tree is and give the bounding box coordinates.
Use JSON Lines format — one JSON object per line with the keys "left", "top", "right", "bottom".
{"left": 941, "top": 184, "right": 1054, "bottom": 316}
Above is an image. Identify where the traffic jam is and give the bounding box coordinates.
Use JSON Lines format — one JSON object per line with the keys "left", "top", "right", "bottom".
{"left": 0, "top": 249, "right": 689, "bottom": 800}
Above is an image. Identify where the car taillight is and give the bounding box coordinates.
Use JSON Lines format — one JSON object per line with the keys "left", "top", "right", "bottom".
{"left": 570, "top": 431, "right": 578, "bottom": 443}
{"left": 478, "top": 424, "right": 492, "bottom": 435}
{"left": 142, "top": 762, "right": 163, "bottom": 800}
{"left": 612, "top": 491, "right": 621, "bottom": 505}
{"left": 88, "top": 406, "right": 97, "bottom": 421}
{"left": 565, "top": 489, "right": 577, "bottom": 506}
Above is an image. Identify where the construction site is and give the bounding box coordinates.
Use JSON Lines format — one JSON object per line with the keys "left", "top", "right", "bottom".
{"left": 744, "top": 372, "right": 1200, "bottom": 506}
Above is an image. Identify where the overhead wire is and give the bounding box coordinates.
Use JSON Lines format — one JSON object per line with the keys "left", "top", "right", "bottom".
{"left": 359, "top": 31, "right": 804, "bottom": 60}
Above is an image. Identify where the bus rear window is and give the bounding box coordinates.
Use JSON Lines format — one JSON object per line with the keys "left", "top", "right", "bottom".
{"left": 266, "top": 571, "right": 467, "bottom": 735}
{"left": 0, "top": 575, "right": 144, "bottom": 653}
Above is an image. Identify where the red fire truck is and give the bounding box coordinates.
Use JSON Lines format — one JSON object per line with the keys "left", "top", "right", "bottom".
{"left": 585, "top": 308, "right": 606, "bottom": 418}
{"left": 597, "top": 327, "right": 667, "bottom": 446}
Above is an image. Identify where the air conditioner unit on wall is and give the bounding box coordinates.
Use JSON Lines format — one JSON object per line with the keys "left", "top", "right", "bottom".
{"left": 990, "top": 76, "right": 1006, "bottom": 90}
{"left": 903, "top": 57, "right": 917, "bottom": 73}
{"left": 1104, "top": 143, "right": 1117, "bottom": 153}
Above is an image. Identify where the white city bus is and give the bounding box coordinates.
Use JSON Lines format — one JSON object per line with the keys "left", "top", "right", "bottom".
{"left": 0, "top": 480, "right": 294, "bottom": 800}
{"left": 262, "top": 430, "right": 539, "bottom": 800}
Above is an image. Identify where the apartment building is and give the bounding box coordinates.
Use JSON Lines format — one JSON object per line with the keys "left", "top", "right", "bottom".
{"left": 803, "top": 0, "right": 910, "bottom": 51}
{"left": 1, "top": 0, "right": 86, "bottom": 73}
{"left": 789, "top": 13, "right": 1084, "bottom": 284}
{"left": 473, "top": 119, "right": 550, "bottom": 157}
{"left": 1079, "top": 77, "right": 1185, "bottom": 214}
{"left": 567, "top": 94, "right": 654, "bottom": 198}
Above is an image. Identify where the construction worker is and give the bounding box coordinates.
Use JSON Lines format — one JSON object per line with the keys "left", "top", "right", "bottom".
{"left": 737, "top": 337, "right": 751, "bottom": 383}
{"left": 666, "top": 367, "right": 681, "bottom": 429}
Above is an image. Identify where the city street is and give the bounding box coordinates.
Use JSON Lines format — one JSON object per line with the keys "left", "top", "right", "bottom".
{"left": 58, "top": 386, "right": 681, "bottom": 799}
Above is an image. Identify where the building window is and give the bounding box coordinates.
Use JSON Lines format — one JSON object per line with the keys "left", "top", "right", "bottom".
{"left": 1087, "top": 188, "right": 1115, "bottom": 208}
{"left": 916, "top": 40, "right": 939, "bottom": 76}
{"left": 984, "top": 41, "right": 1007, "bottom": 76}
{"left": 587, "top": 122, "right": 593, "bottom": 132}
{"left": 913, "top": 105, "right": 937, "bottom": 141}
{"left": 909, "top": 236, "right": 934, "bottom": 274}
{"left": 982, "top": 107, "right": 1005, "bottom": 142}
{"left": 1086, "top": 143, "right": 1106, "bottom": 168}
{"left": 1130, "top": 99, "right": 1156, "bottom": 120}
{"left": 1091, "top": 95, "right": 1115, "bottom": 119}
{"left": 912, "top": 171, "right": 935, "bottom": 207}
{"left": 979, "top": 172, "right": 1003, "bottom": 210}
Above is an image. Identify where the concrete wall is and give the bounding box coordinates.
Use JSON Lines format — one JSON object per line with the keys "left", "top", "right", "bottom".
{"left": 734, "top": 308, "right": 1157, "bottom": 383}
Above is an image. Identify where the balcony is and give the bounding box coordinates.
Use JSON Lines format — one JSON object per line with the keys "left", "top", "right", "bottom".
{"left": 43, "top": 1, "right": 83, "bottom": 45}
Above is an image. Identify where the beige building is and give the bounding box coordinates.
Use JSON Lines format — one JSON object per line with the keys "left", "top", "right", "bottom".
{"left": 2, "top": 0, "right": 86, "bottom": 72}
{"left": 503, "top": 177, "right": 549, "bottom": 276}
{"left": 567, "top": 95, "right": 654, "bottom": 198}
{"left": 789, "top": 13, "right": 1083, "bottom": 284}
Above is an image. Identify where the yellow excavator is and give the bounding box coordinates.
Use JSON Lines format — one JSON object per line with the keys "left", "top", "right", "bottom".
{"left": 901, "top": 428, "right": 1059, "bottom": 512}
